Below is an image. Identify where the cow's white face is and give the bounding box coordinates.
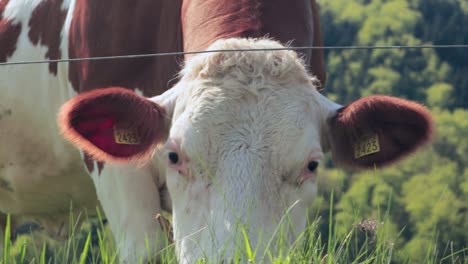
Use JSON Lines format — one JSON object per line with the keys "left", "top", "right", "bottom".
{"left": 59, "top": 38, "right": 433, "bottom": 264}
{"left": 157, "top": 40, "right": 337, "bottom": 261}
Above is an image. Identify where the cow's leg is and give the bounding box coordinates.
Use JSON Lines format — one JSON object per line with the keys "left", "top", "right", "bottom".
{"left": 86, "top": 158, "right": 167, "bottom": 262}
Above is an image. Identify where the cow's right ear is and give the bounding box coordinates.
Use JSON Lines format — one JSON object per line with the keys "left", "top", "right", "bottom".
{"left": 58, "top": 87, "right": 169, "bottom": 163}
{"left": 323, "top": 95, "right": 433, "bottom": 169}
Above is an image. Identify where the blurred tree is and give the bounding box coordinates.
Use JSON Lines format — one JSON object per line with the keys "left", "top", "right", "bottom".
{"left": 426, "top": 82, "right": 454, "bottom": 109}
{"left": 319, "top": 0, "right": 461, "bottom": 107}
{"left": 316, "top": 1, "right": 468, "bottom": 260}
{"left": 414, "top": 0, "right": 468, "bottom": 109}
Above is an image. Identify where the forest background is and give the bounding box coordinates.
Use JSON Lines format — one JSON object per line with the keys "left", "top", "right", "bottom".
{"left": 315, "top": 0, "right": 468, "bottom": 262}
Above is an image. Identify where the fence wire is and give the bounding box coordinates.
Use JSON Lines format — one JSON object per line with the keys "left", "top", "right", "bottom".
{"left": 0, "top": 44, "right": 467, "bottom": 67}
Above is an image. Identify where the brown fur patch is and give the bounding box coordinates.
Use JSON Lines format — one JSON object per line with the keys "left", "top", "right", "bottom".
{"left": 260, "top": 0, "right": 326, "bottom": 86}
{"left": 83, "top": 152, "right": 94, "bottom": 173}
{"left": 0, "top": 0, "right": 22, "bottom": 62}
{"left": 182, "top": 0, "right": 262, "bottom": 54}
{"left": 28, "top": 0, "right": 67, "bottom": 75}
{"left": 327, "top": 96, "right": 434, "bottom": 168}
{"left": 309, "top": 0, "right": 326, "bottom": 87}
{"left": 68, "top": 0, "right": 183, "bottom": 96}
{"left": 97, "top": 161, "right": 104, "bottom": 175}
{"left": 182, "top": 0, "right": 326, "bottom": 86}
{"left": 59, "top": 88, "right": 167, "bottom": 163}
{"left": 83, "top": 152, "right": 105, "bottom": 175}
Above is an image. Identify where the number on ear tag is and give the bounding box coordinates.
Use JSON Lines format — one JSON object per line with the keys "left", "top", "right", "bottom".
{"left": 354, "top": 133, "right": 380, "bottom": 159}
{"left": 113, "top": 127, "right": 141, "bottom": 145}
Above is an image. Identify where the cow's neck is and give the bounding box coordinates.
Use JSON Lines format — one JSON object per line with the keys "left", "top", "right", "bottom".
{"left": 182, "top": 0, "right": 326, "bottom": 86}
{"left": 182, "top": 0, "right": 314, "bottom": 61}
{"left": 68, "top": 0, "right": 183, "bottom": 96}
{"left": 181, "top": 0, "right": 261, "bottom": 56}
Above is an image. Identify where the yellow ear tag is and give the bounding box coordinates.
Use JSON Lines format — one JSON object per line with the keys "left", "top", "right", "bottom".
{"left": 354, "top": 133, "right": 380, "bottom": 159}
{"left": 113, "top": 126, "right": 141, "bottom": 145}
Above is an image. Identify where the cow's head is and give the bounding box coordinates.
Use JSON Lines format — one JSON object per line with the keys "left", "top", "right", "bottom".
{"left": 59, "top": 38, "right": 433, "bottom": 263}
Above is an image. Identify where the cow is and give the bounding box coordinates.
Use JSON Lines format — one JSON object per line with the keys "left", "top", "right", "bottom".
{"left": 59, "top": 37, "right": 434, "bottom": 263}
{"left": 0, "top": 0, "right": 328, "bottom": 262}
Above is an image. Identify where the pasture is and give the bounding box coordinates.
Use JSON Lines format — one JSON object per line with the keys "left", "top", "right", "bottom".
{"left": 1, "top": 180, "right": 466, "bottom": 263}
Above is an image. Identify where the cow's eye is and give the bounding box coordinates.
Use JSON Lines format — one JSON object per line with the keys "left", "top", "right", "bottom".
{"left": 168, "top": 152, "right": 179, "bottom": 164}
{"left": 307, "top": 160, "right": 319, "bottom": 172}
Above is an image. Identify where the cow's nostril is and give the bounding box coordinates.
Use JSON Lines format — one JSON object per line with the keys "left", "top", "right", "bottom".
{"left": 168, "top": 152, "right": 179, "bottom": 164}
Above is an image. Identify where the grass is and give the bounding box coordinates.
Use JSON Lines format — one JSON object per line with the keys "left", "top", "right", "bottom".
{"left": 1, "top": 202, "right": 466, "bottom": 264}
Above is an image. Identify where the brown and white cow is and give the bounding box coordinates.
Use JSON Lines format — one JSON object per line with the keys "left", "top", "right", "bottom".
{"left": 1, "top": 0, "right": 326, "bottom": 261}
{"left": 60, "top": 38, "right": 434, "bottom": 263}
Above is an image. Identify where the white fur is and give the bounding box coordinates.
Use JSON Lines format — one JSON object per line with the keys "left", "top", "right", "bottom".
{"left": 153, "top": 38, "right": 342, "bottom": 263}
{"left": 3, "top": 0, "right": 43, "bottom": 23}
{"left": 0, "top": 1, "right": 167, "bottom": 262}
{"left": 89, "top": 161, "right": 167, "bottom": 262}
{"left": 0, "top": 0, "right": 97, "bottom": 238}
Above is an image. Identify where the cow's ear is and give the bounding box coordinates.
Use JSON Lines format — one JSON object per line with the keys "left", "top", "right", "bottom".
{"left": 325, "top": 95, "right": 434, "bottom": 169}
{"left": 58, "top": 87, "right": 168, "bottom": 163}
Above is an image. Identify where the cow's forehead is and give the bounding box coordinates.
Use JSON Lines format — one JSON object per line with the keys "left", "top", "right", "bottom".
{"left": 186, "top": 80, "right": 315, "bottom": 126}
{"left": 170, "top": 82, "right": 324, "bottom": 173}
{"left": 181, "top": 38, "right": 315, "bottom": 88}
{"left": 177, "top": 38, "right": 320, "bottom": 121}
{"left": 170, "top": 39, "right": 324, "bottom": 155}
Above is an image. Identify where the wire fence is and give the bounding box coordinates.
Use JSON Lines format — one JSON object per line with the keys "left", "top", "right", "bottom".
{"left": 0, "top": 44, "right": 467, "bottom": 66}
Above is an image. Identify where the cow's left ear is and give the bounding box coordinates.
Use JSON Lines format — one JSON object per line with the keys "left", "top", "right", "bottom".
{"left": 324, "top": 95, "right": 434, "bottom": 169}
{"left": 58, "top": 87, "right": 168, "bottom": 163}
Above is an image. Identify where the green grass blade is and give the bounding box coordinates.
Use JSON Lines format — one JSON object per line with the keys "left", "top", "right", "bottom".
{"left": 327, "top": 191, "right": 334, "bottom": 264}
{"left": 78, "top": 233, "right": 91, "bottom": 264}
{"left": 3, "top": 214, "right": 11, "bottom": 264}
{"left": 40, "top": 243, "right": 46, "bottom": 264}
{"left": 241, "top": 228, "right": 254, "bottom": 261}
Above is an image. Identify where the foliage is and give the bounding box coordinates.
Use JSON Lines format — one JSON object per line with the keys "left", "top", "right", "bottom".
{"left": 317, "top": 0, "right": 468, "bottom": 262}
{"left": 320, "top": 0, "right": 467, "bottom": 109}
{"left": 2, "top": 209, "right": 462, "bottom": 264}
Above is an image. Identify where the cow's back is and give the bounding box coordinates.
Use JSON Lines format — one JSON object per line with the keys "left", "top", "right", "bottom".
{"left": 68, "top": 0, "right": 183, "bottom": 95}
{"left": 0, "top": 0, "right": 183, "bottom": 237}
